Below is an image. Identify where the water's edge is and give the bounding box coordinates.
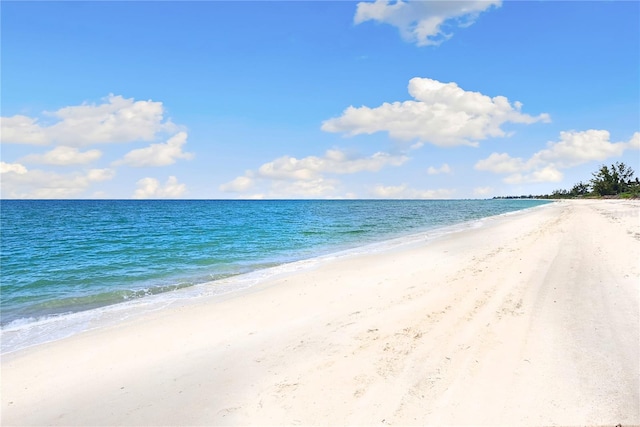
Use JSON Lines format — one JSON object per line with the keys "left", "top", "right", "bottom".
{"left": 0, "top": 202, "right": 554, "bottom": 354}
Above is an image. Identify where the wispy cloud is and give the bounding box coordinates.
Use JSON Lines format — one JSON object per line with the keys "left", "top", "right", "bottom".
{"left": 0, "top": 165, "right": 115, "bottom": 199}
{"left": 427, "top": 163, "right": 452, "bottom": 175}
{"left": 473, "top": 186, "right": 493, "bottom": 197}
{"left": 256, "top": 149, "right": 408, "bottom": 180}
{"left": 370, "top": 184, "right": 454, "bottom": 199}
{"left": 220, "top": 149, "right": 409, "bottom": 198}
{"left": 354, "top": 0, "right": 501, "bottom": 46}
{"left": 21, "top": 146, "right": 102, "bottom": 166}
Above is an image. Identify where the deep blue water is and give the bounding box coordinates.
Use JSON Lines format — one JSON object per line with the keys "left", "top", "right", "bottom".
{"left": 1, "top": 199, "right": 550, "bottom": 328}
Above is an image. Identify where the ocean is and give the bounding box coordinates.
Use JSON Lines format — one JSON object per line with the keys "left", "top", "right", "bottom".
{"left": 0, "top": 199, "right": 550, "bottom": 352}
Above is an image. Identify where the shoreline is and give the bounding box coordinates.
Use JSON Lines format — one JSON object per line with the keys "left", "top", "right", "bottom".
{"left": 0, "top": 202, "right": 550, "bottom": 355}
{"left": 2, "top": 199, "right": 639, "bottom": 426}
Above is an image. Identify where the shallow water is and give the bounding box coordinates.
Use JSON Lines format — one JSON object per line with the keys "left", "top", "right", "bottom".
{"left": 1, "top": 199, "right": 550, "bottom": 352}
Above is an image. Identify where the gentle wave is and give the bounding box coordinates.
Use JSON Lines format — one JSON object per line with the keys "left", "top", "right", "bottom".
{"left": 0, "top": 199, "right": 553, "bottom": 352}
{"left": 0, "top": 202, "right": 554, "bottom": 354}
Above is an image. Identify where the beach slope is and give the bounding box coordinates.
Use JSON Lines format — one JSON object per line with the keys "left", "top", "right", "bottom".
{"left": 2, "top": 199, "right": 639, "bottom": 426}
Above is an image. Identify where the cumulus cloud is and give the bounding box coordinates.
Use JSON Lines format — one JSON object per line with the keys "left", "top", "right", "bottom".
{"left": 0, "top": 94, "right": 177, "bottom": 146}
{"left": 133, "top": 176, "right": 187, "bottom": 199}
{"left": 629, "top": 132, "right": 640, "bottom": 149}
{"left": 475, "top": 130, "right": 639, "bottom": 184}
{"left": 531, "top": 129, "right": 630, "bottom": 168}
{"left": 371, "top": 184, "right": 454, "bottom": 199}
{"left": 427, "top": 163, "right": 451, "bottom": 175}
{"left": 1, "top": 95, "right": 192, "bottom": 199}
{"left": 0, "top": 161, "right": 28, "bottom": 174}
{"left": 220, "top": 149, "right": 409, "bottom": 198}
{"left": 114, "top": 132, "right": 193, "bottom": 167}
{"left": 354, "top": 0, "right": 501, "bottom": 46}
{"left": 0, "top": 166, "right": 115, "bottom": 199}
{"left": 21, "top": 146, "right": 102, "bottom": 166}
{"left": 322, "top": 77, "right": 550, "bottom": 147}
{"left": 0, "top": 115, "right": 48, "bottom": 145}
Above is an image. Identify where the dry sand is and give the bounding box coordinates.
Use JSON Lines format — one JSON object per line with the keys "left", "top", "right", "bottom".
{"left": 2, "top": 199, "right": 639, "bottom": 426}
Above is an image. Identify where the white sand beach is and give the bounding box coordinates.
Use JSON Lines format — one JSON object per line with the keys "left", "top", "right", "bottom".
{"left": 2, "top": 199, "right": 639, "bottom": 426}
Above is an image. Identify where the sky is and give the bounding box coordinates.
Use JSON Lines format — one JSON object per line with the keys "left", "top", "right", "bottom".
{"left": 1, "top": 0, "right": 638, "bottom": 200}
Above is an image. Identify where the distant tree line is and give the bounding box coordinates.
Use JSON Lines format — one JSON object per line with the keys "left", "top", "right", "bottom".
{"left": 494, "top": 162, "right": 640, "bottom": 200}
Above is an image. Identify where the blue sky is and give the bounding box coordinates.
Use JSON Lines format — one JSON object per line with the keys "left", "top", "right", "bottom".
{"left": 1, "top": 0, "right": 638, "bottom": 199}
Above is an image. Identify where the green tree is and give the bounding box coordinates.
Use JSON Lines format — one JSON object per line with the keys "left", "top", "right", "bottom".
{"left": 615, "top": 162, "right": 635, "bottom": 189}
{"left": 551, "top": 188, "right": 570, "bottom": 198}
{"left": 591, "top": 162, "right": 635, "bottom": 196}
{"left": 570, "top": 181, "right": 590, "bottom": 196}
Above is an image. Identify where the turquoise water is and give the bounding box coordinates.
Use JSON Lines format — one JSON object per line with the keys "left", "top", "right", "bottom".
{"left": 1, "top": 199, "right": 549, "bottom": 341}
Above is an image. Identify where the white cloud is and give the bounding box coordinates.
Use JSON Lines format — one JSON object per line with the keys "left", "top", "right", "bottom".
{"left": 0, "top": 161, "right": 28, "bottom": 174}
{"left": 0, "top": 166, "right": 115, "bottom": 199}
{"left": 628, "top": 132, "right": 640, "bottom": 149}
{"left": 0, "top": 115, "right": 48, "bottom": 145}
{"left": 427, "top": 163, "right": 451, "bottom": 175}
{"left": 473, "top": 186, "right": 493, "bottom": 196}
{"left": 474, "top": 152, "right": 526, "bottom": 174}
{"left": 1, "top": 94, "right": 177, "bottom": 146}
{"left": 22, "top": 146, "right": 102, "bottom": 166}
{"left": 503, "top": 166, "right": 564, "bottom": 185}
{"left": 355, "top": 0, "right": 501, "bottom": 46}
{"left": 371, "top": 184, "right": 454, "bottom": 199}
{"left": 531, "top": 129, "right": 630, "bottom": 168}
{"left": 86, "top": 169, "right": 114, "bottom": 182}
{"left": 244, "top": 193, "right": 267, "bottom": 200}
{"left": 270, "top": 178, "right": 340, "bottom": 198}
{"left": 219, "top": 175, "right": 255, "bottom": 193}
{"left": 1, "top": 96, "right": 192, "bottom": 199}
{"left": 133, "top": 176, "right": 187, "bottom": 199}
{"left": 322, "top": 77, "right": 550, "bottom": 147}
{"left": 256, "top": 149, "right": 408, "bottom": 181}
{"left": 220, "top": 149, "right": 409, "bottom": 198}
{"left": 475, "top": 130, "right": 639, "bottom": 184}
{"left": 114, "top": 132, "right": 193, "bottom": 167}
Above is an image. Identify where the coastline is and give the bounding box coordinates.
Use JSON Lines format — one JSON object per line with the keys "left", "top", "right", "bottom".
{"left": 2, "top": 199, "right": 639, "bottom": 425}
{"left": 0, "top": 199, "right": 549, "bottom": 340}
{"left": 0, "top": 200, "right": 549, "bottom": 355}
